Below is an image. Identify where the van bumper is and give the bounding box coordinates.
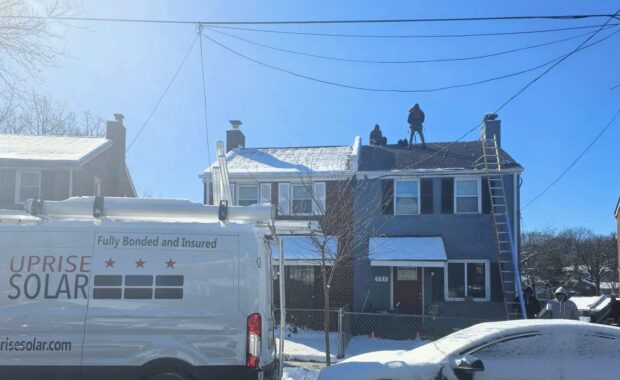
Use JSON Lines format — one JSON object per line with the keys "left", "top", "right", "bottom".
{"left": 193, "top": 361, "right": 278, "bottom": 380}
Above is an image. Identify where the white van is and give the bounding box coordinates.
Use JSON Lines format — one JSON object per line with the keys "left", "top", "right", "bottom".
{"left": 0, "top": 197, "right": 277, "bottom": 380}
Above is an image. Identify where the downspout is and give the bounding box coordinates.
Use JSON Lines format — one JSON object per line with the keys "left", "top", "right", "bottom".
{"left": 69, "top": 168, "right": 74, "bottom": 197}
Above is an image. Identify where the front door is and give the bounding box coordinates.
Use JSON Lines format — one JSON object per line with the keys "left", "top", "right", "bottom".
{"left": 393, "top": 267, "right": 422, "bottom": 314}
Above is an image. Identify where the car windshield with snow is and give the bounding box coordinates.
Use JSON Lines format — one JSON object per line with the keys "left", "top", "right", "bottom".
{"left": 318, "top": 319, "right": 620, "bottom": 380}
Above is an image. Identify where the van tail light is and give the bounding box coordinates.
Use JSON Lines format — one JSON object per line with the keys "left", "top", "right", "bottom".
{"left": 246, "top": 313, "right": 262, "bottom": 368}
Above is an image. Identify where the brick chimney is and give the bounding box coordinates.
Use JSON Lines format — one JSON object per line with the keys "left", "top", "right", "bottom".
{"left": 106, "top": 113, "right": 126, "bottom": 195}
{"left": 226, "top": 120, "right": 245, "bottom": 152}
{"left": 481, "top": 113, "right": 501, "bottom": 147}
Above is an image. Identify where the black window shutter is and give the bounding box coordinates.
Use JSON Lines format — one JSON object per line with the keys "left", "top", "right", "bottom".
{"left": 381, "top": 179, "right": 394, "bottom": 215}
{"left": 441, "top": 178, "right": 454, "bottom": 214}
{"left": 421, "top": 178, "right": 433, "bottom": 214}
{"left": 482, "top": 177, "right": 491, "bottom": 214}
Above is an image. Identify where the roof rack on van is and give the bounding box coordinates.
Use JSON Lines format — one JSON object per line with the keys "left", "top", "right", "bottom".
{"left": 24, "top": 197, "right": 274, "bottom": 223}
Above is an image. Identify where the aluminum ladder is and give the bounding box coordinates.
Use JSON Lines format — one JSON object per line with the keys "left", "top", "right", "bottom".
{"left": 481, "top": 135, "right": 526, "bottom": 320}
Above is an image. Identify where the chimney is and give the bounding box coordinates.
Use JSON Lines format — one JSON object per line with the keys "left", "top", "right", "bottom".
{"left": 226, "top": 120, "right": 245, "bottom": 153}
{"left": 106, "top": 113, "right": 126, "bottom": 196}
{"left": 481, "top": 113, "right": 501, "bottom": 147}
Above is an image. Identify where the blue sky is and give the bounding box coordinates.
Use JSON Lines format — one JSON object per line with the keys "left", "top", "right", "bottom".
{"left": 35, "top": 1, "right": 620, "bottom": 234}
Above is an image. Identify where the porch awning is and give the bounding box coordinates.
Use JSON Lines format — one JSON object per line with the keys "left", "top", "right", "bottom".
{"left": 271, "top": 236, "right": 338, "bottom": 266}
{"left": 369, "top": 236, "right": 447, "bottom": 268}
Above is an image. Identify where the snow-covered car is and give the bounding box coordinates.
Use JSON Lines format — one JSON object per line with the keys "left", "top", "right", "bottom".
{"left": 318, "top": 319, "right": 620, "bottom": 380}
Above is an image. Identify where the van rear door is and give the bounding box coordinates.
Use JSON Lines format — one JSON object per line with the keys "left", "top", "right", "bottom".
{"left": 0, "top": 224, "right": 92, "bottom": 379}
{"left": 82, "top": 225, "right": 244, "bottom": 371}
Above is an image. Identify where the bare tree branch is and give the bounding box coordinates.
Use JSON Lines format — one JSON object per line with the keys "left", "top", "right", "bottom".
{"left": 0, "top": 0, "right": 80, "bottom": 95}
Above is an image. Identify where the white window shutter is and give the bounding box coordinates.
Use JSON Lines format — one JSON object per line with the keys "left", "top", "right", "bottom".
{"left": 229, "top": 183, "right": 236, "bottom": 205}
{"left": 260, "top": 183, "right": 272, "bottom": 204}
{"left": 313, "top": 182, "right": 326, "bottom": 215}
{"left": 278, "top": 183, "right": 290, "bottom": 215}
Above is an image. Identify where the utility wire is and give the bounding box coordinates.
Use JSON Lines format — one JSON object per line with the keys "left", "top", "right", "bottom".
{"left": 201, "top": 27, "right": 619, "bottom": 93}
{"left": 207, "top": 24, "right": 618, "bottom": 64}
{"left": 2, "top": 13, "right": 618, "bottom": 25}
{"left": 208, "top": 22, "right": 620, "bottom": 39}
{"left": 611, "top": 82, "right": 620, "bottom": 91}
{"left": 126, "top": 34, "right": 198, "bottom": 153}
{"left": 405, "top": 10, "right": 620, "bottom": 169}
{"left": 522, "top": 107, "right": 620, "bottom": 210}
{"left": 198, "top": 25, "right": 212, "bottom": 167}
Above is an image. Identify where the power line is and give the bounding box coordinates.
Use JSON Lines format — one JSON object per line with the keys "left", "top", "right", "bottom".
{"left": 207, "top": 24, "right": 618, "bottom": 64}
{"left": 405, "top": 10, "right": 620, "bottom": 169}
{"left": 201, "top": 27, "right": 619, "bottom": 93}
{"left": 198, "top": 25, "right": 212, "bottom": 167}
{"left": 522, "top": 107, "right": 620, "bottom": 210}
{"left": 126, "top": 34, "right": 198, "bottom": 153}
{"left": 2, "top": 13, "right": 618, "bottom": 26}
{"left": 209, "top": 22, "right": 620, "bottom": 39}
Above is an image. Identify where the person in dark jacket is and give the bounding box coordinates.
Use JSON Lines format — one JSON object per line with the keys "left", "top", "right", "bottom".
{"left": 407, "top": 104, "right": 426, "bottom": 148}
{"left": 369, "top": 124, "right": 387, "bottom": 146}
{"left": 520, "top": 286, "right": 541, "bottom": 319}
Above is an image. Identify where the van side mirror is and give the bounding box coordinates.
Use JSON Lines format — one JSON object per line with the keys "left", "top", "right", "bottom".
{"left": 455, "top": 355, "right": 484, "bottom": 371}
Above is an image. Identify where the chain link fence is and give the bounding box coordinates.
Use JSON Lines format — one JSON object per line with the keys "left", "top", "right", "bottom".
{"left": 276, "top": 308, "right": 492, "bottom": 363}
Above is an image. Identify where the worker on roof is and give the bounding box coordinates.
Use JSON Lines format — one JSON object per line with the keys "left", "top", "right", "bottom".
{"left": 369, "top": 124, "right": 387, "bottom": 146}
{"left": 539, "top": 286, "right": 579, "bottom": 320}
{"left": 408, "top": 103, "right": 426, "bottom": 149}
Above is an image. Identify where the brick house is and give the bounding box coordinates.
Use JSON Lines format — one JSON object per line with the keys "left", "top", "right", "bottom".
{"left": 353, "top": 116, "right": 522, "bottom": 320}
{"left": 200, "top": 121, "right": 358, "bottom": 309}
{"left": 0, "top": 114, "right": 136, "bottom": 209}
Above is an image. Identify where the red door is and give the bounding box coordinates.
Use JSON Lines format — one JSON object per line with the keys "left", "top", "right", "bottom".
{"left": 393, "top": 267, "right": 422, "bottom": 315}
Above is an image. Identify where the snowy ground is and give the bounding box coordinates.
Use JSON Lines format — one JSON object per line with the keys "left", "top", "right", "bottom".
{"left": 276, "top": 327, "right": 428, "bottom": 363}
{"left": 282, "top": 366, "right": 319, "bottom": 380}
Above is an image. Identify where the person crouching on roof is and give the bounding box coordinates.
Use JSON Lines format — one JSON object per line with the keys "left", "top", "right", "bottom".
{"left": 540, "top": 286, "right": 579, "bottom": 320}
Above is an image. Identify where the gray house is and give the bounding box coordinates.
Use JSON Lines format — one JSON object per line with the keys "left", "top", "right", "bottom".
{"left": 352, "top": 116, "right": 522, "bottom": 320}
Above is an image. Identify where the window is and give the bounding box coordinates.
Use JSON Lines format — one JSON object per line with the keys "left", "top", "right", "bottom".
{"left": 94, "top": 177, "right": 102, "bottom": 196}
{"left": 445, "top": 260, "right": 489, "bottom": 301}
{"left": 15, "top": 170, "right": 41, "bottom": 204}
{"left": 291, "top": 185, "right": 313, "bottom": 215}
{"left": 455, "top": 178, "right": 480, "bottom": 213}
{"left": 394, "top": 180, "right": 419, "bottom": 215}
{"left": 471, "top": 334, "right": 545, "bottom": 359}
{"left": 237, "top": 185, "right": 258, "bottom": 206}
{"left": 286, "top": 266, "right": 315, "bottom": 308}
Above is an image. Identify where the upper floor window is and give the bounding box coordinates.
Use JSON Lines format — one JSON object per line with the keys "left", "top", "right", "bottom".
{"left": 238, "top": 185, "right": 258, "bottom": 206}
{"left": 292, "top": 184, "right": 313, "bottom": 214}
{"left": 15, "top": 169, "right": 41, "bottom": 205}
{"left": 277, "top": 182, "right": 326, "bottom": 216}
{"left": 394, "top": 180, "right": 419, "bottom": 215}
{"left": 455, "top": 178, "right": 480, "bottom": 214}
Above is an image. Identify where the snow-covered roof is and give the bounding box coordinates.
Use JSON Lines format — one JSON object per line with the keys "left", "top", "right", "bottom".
{"left": 369, "top": 236, "right": 447, "bottom": 267}
{"left": 0, "top": 134, "right": 111, "bottom": 167}
{"left": 272, "top": 236, "right": 338, "bottom": 265}
{"left": 203, "top": 145, "right": 354, "bottom": 178}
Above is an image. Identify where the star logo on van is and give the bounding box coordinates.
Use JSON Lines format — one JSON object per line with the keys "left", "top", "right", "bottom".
{"left": 104, "top": 258, "right": 116, "bottom": 268}
{"left": 135, "top": 258, "right": 146, "bottom": 268}
{"left": 165, "top": 259, "right": 176, "bottom": 269}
